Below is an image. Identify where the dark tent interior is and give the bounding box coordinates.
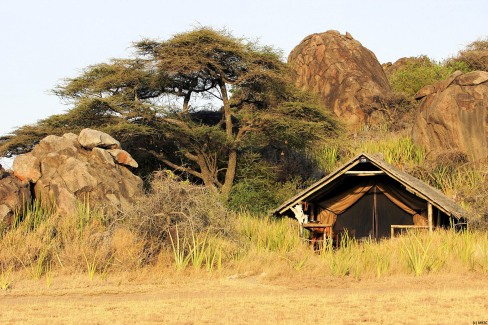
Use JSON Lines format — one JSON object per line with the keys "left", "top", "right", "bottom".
{"left": 305, "top": 164, "right": 453, "bottom": 240}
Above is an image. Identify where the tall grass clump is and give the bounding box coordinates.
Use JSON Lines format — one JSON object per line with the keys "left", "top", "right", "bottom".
{"left": 421, "top": 163, "right": 486, "bottom": 193}
{"left": 401, "top": 231, "right": 437, "bottom": 276}
{"left": 82, "top": 250, "right": 112, "bottom": 280}
{"left": 356, "top": 136, "right": 425, "bottom": 167}
{"left": 317, "top": 231, "right": 386, "bottom": 279}
{"left": 12, "top": 198, "right": 56, "bottom": 233}
{"left": 323, "top": 232, "right": 357, "bottom": 277}
{"left": 235, "top": 212, "right": 302, "bottom": 253}
{"left": 168, "top": 225, "right": 190, "bottom": 270}
{"left": 412, "top": 158, "right": 488, "bottom": 218}
{"left": 475, "top": 233, "right": 488, "bottom": 273}
{"left": 76, "top": 195, "right": 108, "bottom": 236}
{"left": 308, "top": 144, "right": 339, "bottom": 173}
{"left": 2, "top": 195, "right": 123, "bottom": 276}
{"left": 0, "top": 267, "right": 12, "bottom": 290}
{"left": 436, "top": 229, "right": 488, "bottom": 272}
{"left": 168, "top": 226, "right": 223, "bottom": 271}
{"left": 360, "top": 237, "right": 393, "bottom": 278}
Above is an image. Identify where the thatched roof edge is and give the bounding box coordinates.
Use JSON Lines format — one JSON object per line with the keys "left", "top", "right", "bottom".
{"left": 273, "top": 153, "right": 467, "bottom": 219}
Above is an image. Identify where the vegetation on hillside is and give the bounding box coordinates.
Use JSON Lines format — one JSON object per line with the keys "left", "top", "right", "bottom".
{"left": 387, "top": 55, "right": 466, "bottom": 97}
{"left": 386, "top": 38, "right": 488, "bottom": 97}
{"left": 446, "top": 37, "right": 488, "bottom": 72}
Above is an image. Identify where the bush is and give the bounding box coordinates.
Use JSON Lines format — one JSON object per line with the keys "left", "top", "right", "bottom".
{"left": 122, "top": 171, "right": 230, "bottom": 249}
{"left": 229, "top": 178, "right": 304, "bottom": 214}
{"left": 446, "top": 38, "right": 488, "bottom": 72}
{"left": 388, "top": 55, "right": 462, "bottom": 97}
{"left": 228, "top": 152, "right": 314, "bottom": 214}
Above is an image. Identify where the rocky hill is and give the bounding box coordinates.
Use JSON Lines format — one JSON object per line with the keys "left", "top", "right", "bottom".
{"left": 288, "top": 30, "right": 488, "bottom": 163}
{"left": 288, "top": 30, "right": 392, "bottom": 128}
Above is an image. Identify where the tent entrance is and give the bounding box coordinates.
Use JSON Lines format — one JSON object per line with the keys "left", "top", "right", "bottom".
{"left": 315, "top": 176, "right": 427, "bottom": 239}
{"left": 332, "top": 185, "right": 416, "bottom": 239}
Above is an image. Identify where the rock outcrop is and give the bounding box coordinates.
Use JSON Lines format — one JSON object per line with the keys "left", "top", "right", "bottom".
{"left": 412, "top": 71, "right": 488, "bottom": 161}
{"left": 0, "top": 164, "right": 31, "bottom": 224}
{"left": 9, "top": 129, "right": 143, "bottom": 217}
{"left": 288, "top": 30, "right": 392, "bottom": 127}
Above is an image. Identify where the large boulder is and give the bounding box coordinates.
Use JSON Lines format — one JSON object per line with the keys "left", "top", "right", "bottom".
{"left": 78, "top": 128, "right": 121, "bottom": 150}
{"left": 9, "top": 129, "right": 143, "bottom": 216}
{"left": 13, "top": 155, "right": 41, "bottom": 182}
{"left": 412, "top": 71, "right": 488, "bottom": 161}
{"left": 0, "top": 164, "right": 31, "bottom": 224}
{"left": 288, "top": 30, "right": 392, "bottom": 127}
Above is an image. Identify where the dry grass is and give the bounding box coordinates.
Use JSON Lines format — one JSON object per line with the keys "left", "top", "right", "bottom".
{"left": 2, "top": 198, "right": 488, "bottom": 279}
{"left": 1, "top": 172, "right": 488, "bottom": 324}
{"left": 0, "top": 272, "right": 487, "bottom": 324}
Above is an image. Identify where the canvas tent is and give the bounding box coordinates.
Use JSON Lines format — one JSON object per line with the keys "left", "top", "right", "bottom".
{"left": 274, "top": 153, "right": 467, "bottom": 240}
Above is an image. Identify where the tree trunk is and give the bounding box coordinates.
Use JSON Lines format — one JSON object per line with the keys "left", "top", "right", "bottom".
{"left": 220, "top": 82, "right": 237, "bottom": 200}
{"left": 196, "top": 153, "right": 219, "bottom": 195}
{"left": 221, "top": 148, "right": 237, "bottom": 199}
{"left": 183, "top": 92, "right": 191, "bottom": 114}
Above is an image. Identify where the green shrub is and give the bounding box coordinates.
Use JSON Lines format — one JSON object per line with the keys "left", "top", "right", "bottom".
{"left": 388, "top": 56, "right": 462, "bottom": 97}
{"left": 228, "top": 152, "right": 312, "bottom": 214}
{"left": 446, "top": 38, "right": 488, "bottom": 72}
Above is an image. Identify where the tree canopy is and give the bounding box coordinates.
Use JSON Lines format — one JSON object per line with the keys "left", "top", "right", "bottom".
{"left": 1, "top": 27, "right": 339, "bottom": 199}
{"left": 446, "top": 37, "right": 488, "bottom": 72}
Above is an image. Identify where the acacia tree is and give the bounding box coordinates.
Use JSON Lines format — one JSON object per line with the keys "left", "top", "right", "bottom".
{"left": 3, "top": 27, "right": 338, "bottom": 199}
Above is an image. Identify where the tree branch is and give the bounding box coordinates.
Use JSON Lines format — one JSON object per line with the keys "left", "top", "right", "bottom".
{"left": 160, "top": 158, "right": 203, "bottom": 180}
{"left": 161, "top": 117, "right": 191, "bottom": 130}
{"left": 144, "top": 149, "right": 203, "bottom": 179}
{"left": 183, "top": 151, "right": 199, "bottom": 163}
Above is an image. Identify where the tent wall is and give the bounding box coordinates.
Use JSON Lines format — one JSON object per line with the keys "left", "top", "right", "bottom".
{"left": 375, "top": 190, "right": 415, "bottom": 238}
{"left": 314, "top": 176, "right": 432, "bottom": 239}
{"left": 332, "top": 187, "right": 418, "bottom": 239}
{"left": 334, "top": 192, "right": 374, "bottom": 238}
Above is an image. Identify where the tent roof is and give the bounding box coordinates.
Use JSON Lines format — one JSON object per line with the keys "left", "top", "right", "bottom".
{"left": 274, "top": 153, "right": 467, "bottom": 219}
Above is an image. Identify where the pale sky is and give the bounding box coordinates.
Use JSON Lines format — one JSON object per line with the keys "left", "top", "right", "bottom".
{"left": 0, "top": 0, "right": 486, "bottom": 136}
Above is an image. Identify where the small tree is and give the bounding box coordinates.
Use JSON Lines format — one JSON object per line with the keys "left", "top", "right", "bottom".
{"left": 446, "top": 37, "right": 488, "bottom": 72}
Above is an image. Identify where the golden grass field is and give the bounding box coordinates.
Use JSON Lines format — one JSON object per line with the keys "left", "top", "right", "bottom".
{"left": 2, "top": 189, "right": 488, "bottom": 324}
{"left": 1, "top": 271, "right": 487, "bottom": 325}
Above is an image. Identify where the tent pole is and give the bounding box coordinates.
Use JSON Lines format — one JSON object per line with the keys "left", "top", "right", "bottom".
{"left": 428, "top": 203, "right": 433, "bottom": 233}
{"left": 374, "top": 185, "right": 378, "bottom": 239}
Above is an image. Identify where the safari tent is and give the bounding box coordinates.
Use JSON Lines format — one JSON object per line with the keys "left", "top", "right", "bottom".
{"left": 274, "top": 153, "right": 467, "bottom": 240}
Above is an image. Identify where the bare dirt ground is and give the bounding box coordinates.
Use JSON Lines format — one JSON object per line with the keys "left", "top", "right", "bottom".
{"left": 1, "top": 272, "right": 487, "bottom": 325}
